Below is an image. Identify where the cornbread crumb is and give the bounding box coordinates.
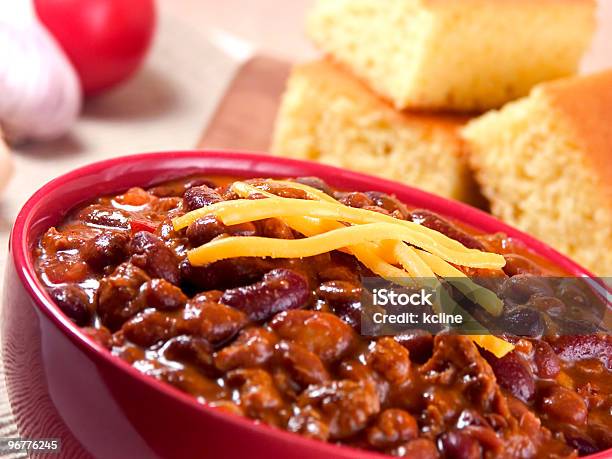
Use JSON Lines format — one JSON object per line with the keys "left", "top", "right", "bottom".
{"left": 307, "top": 0, "right": 596, "bottom": 111}
{"left": 463, "top": 71, "right": 612, "bottom": 275}
{"left": 272, "top": 60, "right": 478, "bottom": 203}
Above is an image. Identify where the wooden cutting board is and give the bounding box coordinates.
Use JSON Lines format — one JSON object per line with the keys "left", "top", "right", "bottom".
{"left": 197, "top": 55, "right": 291, "bottom": 152}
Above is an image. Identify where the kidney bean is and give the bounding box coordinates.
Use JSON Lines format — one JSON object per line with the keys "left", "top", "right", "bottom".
{"left": 287, "top": 406, "right": 330, "bottom": 441}
{"left": 317, "top": 280, "right": 363, "bottom": 329}
{"left": 548, "top": 334, "right": 612, "bottom": 369}
{"left": 329, "top": 300, "right": 362, "bottom": 331}
{"left": 337, "top": 191, "right": 375, "bottom": 208}
{"left": 532, "top": 340, "right": 560, "bottom": 379}
{"left": 266, "top": 185, "right": 309, "bottom": 200}
{"left": 317, "top": 280, "right": 362, "bottom": 303}
{"left": 538, "top": 385, "right": 587, "bottom": 425}
{"left": 365, "top": 192, "right": 410, "bottom": 219}
{"left": 565, "top": 435, "right": 599, "bottom": 456}
{"left": 186, "top": 215, "right": 257, "bottom": 246}
{"left": 589, "top": 424, "right": 612, "bottom": 451}
{"left": 558, "top": 317, "right": 601, "bottom": 335}
{"left": 129, "top": 231, "right": 180, "bottom": 284}
{"left": 214, "top": 327, "right": 277, "bottom": 372}
{"left": 258, "top": 218, "right": 295, "bottom": 239}
{"left": 187, "top": 300, "right": 249, "bottom": 345}
{"left": 142, "top": 278, "right": 188, "bottom": 311}
{"left": 397, "top": 438, "right": 440, "bottom": 459}
{"left": 368, "top": 337, "right": 411, "bottom": 385}
{"left": 483, "top": 350, "right": 535, "bottom": 402}
{"left": 502, "top": 254, "right": 543, "bottom": 277}
{"left": 476, "top": 233, "right": 516, "bottom": 254}
{"left": 192, "top": 290, "right": 223, "bottom": 303}
{"left": 227, "top": 368, "right": 284, "bottom": 424}
{"left": 299, "top": 379, "right": 380, "bottom": 439}
{"left": 49, "top": 284, "right": 92, "bottom": 325}
{"left": 122, "top": 310, "right": 178, "bottom": 347}
{"left": 97, "top": 262, "right": 150, "bottom": 329}
{"left": 318, "top": 265, "right": 361, "bottom": 284}
{"left": 180, "top": 257, "right": 276, "bottom": 292}
{"left": 82, "top": 231, "right": 130, "bottom": 271}
{"left": 410, "top": 210, "right": 484, "bottom": 251}
{"left": 79, "top": 205, "right": 131, "bottom": 229}
{"left": 337, "top": 359, "right": 376, "bottom": 382}
{"left": 160, "top": 335, "right": 216, "bottom": 376}
{"left": 499, "top": 307, "right": 544, "bottom": 338}
{"left": 555, "top": 279, "right": 591, "bottom": 309}
{"left": 183, "top": 184, "right": 222, "bottom": 211}
{"left": 220, "top": 269, "right": 310, "bottom": 322}
{"left": 275, "top": 340, "right": 330, "bottom": 387}
{"left": 185, "top": 178, "right": 217, "bottom": 191}
{"left": 499, "top": 274, "right": 554, "bottom": 305}
{"left": 395, "top": 330, "right": 434, "bottom": 363}
{"left": 137, "top": 357, "right": 226, "bottom": 400}
{"left": 526, "top": 295, "right": 566, "bottom": 319}
{"left": 366, "top": 409, "right": 417, "bottom": 449}
{"left": 271, "top": 310, "right": 356, "bottom": 363}
{"left": 293, "top": 177, "right": 332, "bottom": 195}
{"left": 185, "top": 216, "right": 224, "bottom": 246}
{"left": 148, "top": 180, "right": 192, "bottom": 198}
{"left": 438, "top": 430, "right": 483, "bottom": 459}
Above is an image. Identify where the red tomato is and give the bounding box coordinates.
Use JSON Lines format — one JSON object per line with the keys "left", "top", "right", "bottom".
{"left": 34, "top": 0, "right": 156, "bottom": 96}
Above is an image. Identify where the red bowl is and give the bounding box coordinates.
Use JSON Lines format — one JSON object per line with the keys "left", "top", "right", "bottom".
{"left": 3, "top": 151, "right": 609, "bottom": 459}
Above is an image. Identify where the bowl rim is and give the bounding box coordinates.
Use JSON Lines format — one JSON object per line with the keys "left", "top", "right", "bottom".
{"left": 9, "top": 150, "right": 609, "bottom": 459}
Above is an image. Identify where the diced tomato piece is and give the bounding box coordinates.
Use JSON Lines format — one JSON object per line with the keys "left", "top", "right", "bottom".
{"left": 129, "top": 218, "right": 158, "bottom": 234}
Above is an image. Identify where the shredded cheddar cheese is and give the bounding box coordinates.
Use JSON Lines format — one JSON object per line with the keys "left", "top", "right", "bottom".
{"left": 172, "top": 179, "right": 513, "bottom": 356}
{"left": 390, "top": 241, "right": 436, "bottom": 278}
{"left": 175, "top": 195, "right": 473, "bottom": 255}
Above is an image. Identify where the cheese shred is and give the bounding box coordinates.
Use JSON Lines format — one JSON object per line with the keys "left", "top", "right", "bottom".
{"left": 187, "top": 222, "right": 504, "bottom": 269}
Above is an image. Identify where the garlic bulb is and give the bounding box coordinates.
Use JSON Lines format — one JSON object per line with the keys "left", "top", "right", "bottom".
{"left": 0, "top": 1, "right": 81, "bottom": 143}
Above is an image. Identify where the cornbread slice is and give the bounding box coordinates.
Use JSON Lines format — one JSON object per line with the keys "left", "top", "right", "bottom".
{"left": 463, "top": 71, "right": 612, "bottom": 275}
{"left": 271, "top": 60, "right": 478, "bottom": 203}
{"left": 307, "top": 0, "right": 596, "bottom": 111}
